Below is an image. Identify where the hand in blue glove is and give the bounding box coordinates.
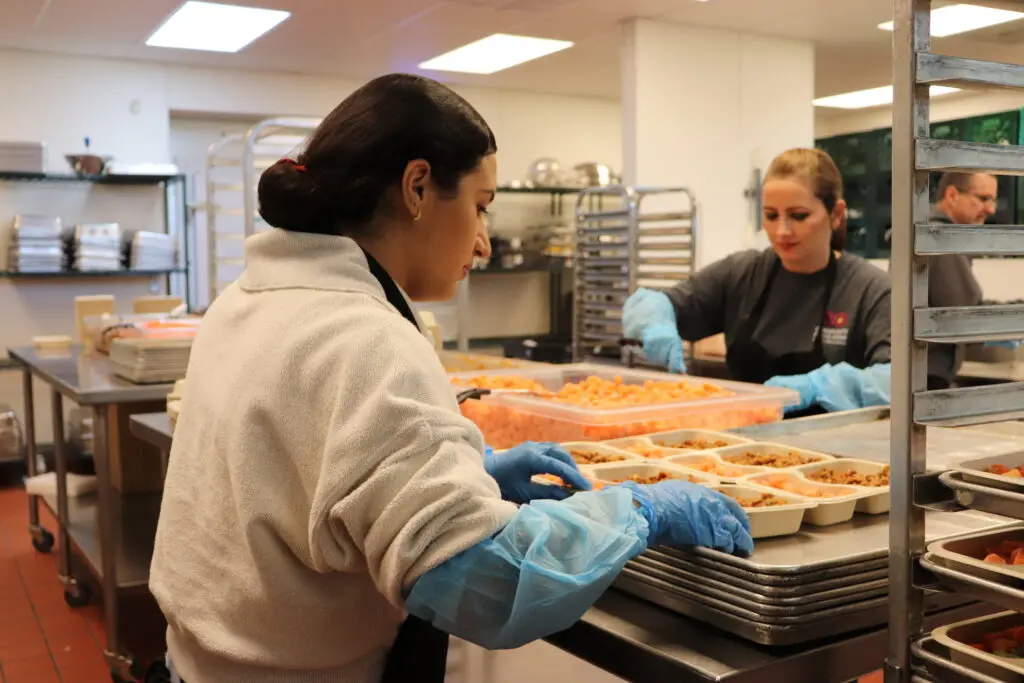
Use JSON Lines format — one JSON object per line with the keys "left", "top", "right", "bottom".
{"left": 483, "top": 442, "right": 593, "bottom": 504}
{"left": 764, "top": 374, "right": 816, "bottom": 413}
{"left": 622, "top": 480, "right": 753, "bottom": 557}
{"left": 622, "top": 288, "right": 686, "bottom": 373}
{"left": 984, "top": 340, "right": 1021, "bottom": 349}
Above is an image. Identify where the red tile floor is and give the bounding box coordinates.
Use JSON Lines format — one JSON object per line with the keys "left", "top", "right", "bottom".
{"left": 0, "top": 485, "right": 112, "bottom": 683}
{"left": 1, "top": 482, "right": 886, "bottom": 683}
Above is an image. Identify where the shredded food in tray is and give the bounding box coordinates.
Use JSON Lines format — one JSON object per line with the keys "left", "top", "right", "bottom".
{"left": 723, "top": 451, "right": 819, "bottom": 468}
{"left": 718, "top": 491, "right": 789, "bottom": 508}
{"left": 986, "top": 463, "right": 1024, "bottom": 478}
{"left": 758, "top": 475, "right": 855, "bottom": 498}
{"left": 807, "top": 465, "right": 890, "bottom": 487}
{"left": 609, "top": 472, "right": 701, "bottom": 485}
{"left": 968, "top": 626, "right": 1024, "bottom": 658}
{"left": 568, "top": 449, "right": 625, "bottom": 465}
{"left": 655, "top": 437, "right": 729, "bottom": 450}
{"left": 982, "top": 540, "right": 1024, "bottom": 566}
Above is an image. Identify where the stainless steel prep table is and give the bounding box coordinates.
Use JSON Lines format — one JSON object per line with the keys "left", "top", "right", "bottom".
{"left": 8, "top": 345, "right": 172, "bottom": 682}
{"left": 129, "top": 408, "right": 1005, "bottom": 683}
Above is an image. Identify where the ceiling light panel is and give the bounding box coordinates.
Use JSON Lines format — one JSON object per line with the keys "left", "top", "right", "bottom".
{"left": 146, "top": 1, "right": 290, "bottom": 53}
{"left": 418, "top": 34, "right": 574, "bottom": 75}
{"left": 813, "top": 85, "right": 960, "bottom": 109}
{"left": 878, "top": 3, "right": 1024, "bottom": 38}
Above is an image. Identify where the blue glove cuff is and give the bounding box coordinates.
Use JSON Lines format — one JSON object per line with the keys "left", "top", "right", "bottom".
{"left": 620, "top": 482, "right": 660, "bottom": 544}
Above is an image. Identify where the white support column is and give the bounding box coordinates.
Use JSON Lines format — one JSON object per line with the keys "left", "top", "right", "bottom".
{"left": 621, "top": 19, "right": 816, "bottom": 266}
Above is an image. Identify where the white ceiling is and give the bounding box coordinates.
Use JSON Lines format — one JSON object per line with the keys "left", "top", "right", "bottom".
{"left": 2, "top": 0, "right": 1024, "bottom": 101}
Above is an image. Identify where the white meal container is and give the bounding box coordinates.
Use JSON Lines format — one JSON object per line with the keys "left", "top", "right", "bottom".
{"left": 588, "top": 461, "right": 720, "bottom": 488}
{"left": 796, "top": 458, "right": 891, "bottom": 514}
{"left": 664, "top": 453, "right": 769, "bottom": 482}
{"left": 601, "top": 436, "right": 693, "bottom": 459}
{"left": 559, "top": 441, "right": 645, "bottom": 469}
{"left": 743, "top": 472, "right": 864, "bottom": 526}
{"left": 710, "top": 483, "right": 817, "bottom": 539}
{"left": 715, "top": 442, "right": 836, "bottom": 470}
{"left": 645, "top": 428, "right": 753, "bottom": 451}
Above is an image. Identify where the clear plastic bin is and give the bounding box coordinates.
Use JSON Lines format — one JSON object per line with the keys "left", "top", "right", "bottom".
{"left": 449, "top": 364, "right": 799, "bottom": 450}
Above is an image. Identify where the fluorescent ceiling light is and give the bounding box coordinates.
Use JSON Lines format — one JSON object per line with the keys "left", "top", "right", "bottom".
{"left": 418, "top": 34, "right": 573, "bottom": 75}
{"left": 813, "top": 85, "right": 960, "bottom": 109}
{"left": 878, "top": 3, "right": 1024, "bottom": 37}
{"left": 146, "top": 1, "right": 290, "bottom": 53}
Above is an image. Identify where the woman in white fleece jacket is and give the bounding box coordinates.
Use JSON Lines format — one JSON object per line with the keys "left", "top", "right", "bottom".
{"left": 149, "top": 74, "right": 753, "bottom": 683}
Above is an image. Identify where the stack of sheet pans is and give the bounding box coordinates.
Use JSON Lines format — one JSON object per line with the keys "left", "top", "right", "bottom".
{"left": 614, "top": 509, "right": 1017, "bottom": 646}
{"left": 109, "top": 337, "right": 193, "bottom": 384}
{"left": 1, "top": 214, "right": 64, "bottom": 272}
{"left": 123, "top": 229, "right": 177, "bottom": 271}
{"left": 64, "top": 222, "right": 122, "bottom": 271}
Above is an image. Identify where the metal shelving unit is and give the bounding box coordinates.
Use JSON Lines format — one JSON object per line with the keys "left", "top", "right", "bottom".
{"left": 571, "top": 185, "right": 697, "bottom": 362}
{"left": 888, "top": 2, "right": 1024, "bottom": 682}
{"left": 201, "top": 117, "right": 320, "bottom": 304}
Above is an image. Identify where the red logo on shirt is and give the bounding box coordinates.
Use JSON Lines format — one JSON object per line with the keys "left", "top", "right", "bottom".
{"left": 825, "top": 311, "right": 849, "bottom": 328}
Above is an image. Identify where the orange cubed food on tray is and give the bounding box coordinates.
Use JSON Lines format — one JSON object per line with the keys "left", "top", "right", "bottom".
{"left": 623, "top": 443, "right": 672, "bottom": 458}
{"left": 984, "top": 553, "right": 1009, "bottom": 564}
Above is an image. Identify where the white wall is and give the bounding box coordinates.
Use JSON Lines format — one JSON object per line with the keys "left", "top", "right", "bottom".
{"left": 0, "top": 48, "right": 621, "bottom": 442}
{"left": 622, "top": 20, "right": 814, "bottom": 266}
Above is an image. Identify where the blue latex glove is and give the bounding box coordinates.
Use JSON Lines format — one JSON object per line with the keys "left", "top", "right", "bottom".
{"left": 984, "top": 341, "right": 1021, "bottom": 349}
{"left": 622, "top": 288, "right": 686, "bottom": 373}
{"left": 406, "top": 486, "right": 648, "bottom": 649}
{"left": 765, "top": 362, "right": 891, "bottom": 414}
{"left": 621, "top": 479, "right": 753, "bottom": 556}
{"left": 484, "top": 442, "right": 592, "bottom": 504}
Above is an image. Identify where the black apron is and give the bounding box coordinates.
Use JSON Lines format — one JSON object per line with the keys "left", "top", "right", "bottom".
{"left": 362, "top": 249, "right": 450, "bottom": 683}
{"left": 725, "top": 253, "right": 838, "bottom": 420}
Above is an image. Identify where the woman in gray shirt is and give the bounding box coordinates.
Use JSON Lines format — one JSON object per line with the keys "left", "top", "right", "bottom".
{"left": 624, "top": 148, "right": 891, "bottom": 417}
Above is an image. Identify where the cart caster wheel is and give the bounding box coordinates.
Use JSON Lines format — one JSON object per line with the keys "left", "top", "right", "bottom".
{"left": 32, "top": 528, "right": 54, "bottom": 553}
{"left": 63, "top": 583, "right": 91, "bottom": 607}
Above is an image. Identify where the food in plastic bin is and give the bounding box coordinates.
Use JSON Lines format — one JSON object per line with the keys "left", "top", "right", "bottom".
{"left": 459, "top": 401, "right": 782, "bottom": 450}
{"left": 451, "top": 373, "right": 734, "bottom": 407}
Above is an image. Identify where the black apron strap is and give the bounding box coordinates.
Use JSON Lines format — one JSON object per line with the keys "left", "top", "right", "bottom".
{"left": 360, "top": 248, "right": 450, "bottom": 683}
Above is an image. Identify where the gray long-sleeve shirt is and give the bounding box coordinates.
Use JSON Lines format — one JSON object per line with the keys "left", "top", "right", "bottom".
{"left": 665, "top": 249, "right": 891, "bottom": 378}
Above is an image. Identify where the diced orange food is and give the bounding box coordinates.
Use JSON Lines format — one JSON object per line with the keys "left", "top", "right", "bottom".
{"left": 757, "top": 475, "right": 855, "bottom": 498}
{"left": 983, "top": 540, "right": 1024, "bottom": 565}
{"left": 986, "top": 463, "right": 1024, "bottom": 478}
{"left": 455, "top": 375, "right": 779, "bottom": 449}
{"left": 534, "top": 473, "right": 605, "bottom": 490}
{"left": 679, "top": 459, "right": 749, "bottom": 478}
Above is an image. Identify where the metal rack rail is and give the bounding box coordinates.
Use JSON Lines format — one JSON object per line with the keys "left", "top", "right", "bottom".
{"left": 201, "top": 118, "right": 319, "bottom": 304}
{"left": 888, "top": 2, "right": 1024, "bottom": 682}
{"left": 571, "top": 185, "right": 698, "bottom": 362}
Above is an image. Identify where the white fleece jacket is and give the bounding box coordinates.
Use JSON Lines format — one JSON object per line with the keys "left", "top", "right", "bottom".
{"left": 149, "top": 228, "right": 518, "bottom": 683}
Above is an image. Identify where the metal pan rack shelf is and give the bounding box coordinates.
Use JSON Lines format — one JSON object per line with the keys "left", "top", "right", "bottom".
{"left": 889, "top": 2, "right": 1024, "bottom": 682}
{"left": 571, "top": 185, "right": 697, "bottom": 362}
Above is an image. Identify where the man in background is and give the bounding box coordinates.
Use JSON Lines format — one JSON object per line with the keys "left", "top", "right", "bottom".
{"left": 926, "top": 171, "right": 997, "bottom": 389}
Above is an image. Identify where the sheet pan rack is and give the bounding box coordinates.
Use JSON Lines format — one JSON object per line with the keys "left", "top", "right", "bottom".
{"left": 571, "top": 185, "right": 697, "bottom": 362}
{"left": 889, "top": 2, "right": 1024, "bottom": 682}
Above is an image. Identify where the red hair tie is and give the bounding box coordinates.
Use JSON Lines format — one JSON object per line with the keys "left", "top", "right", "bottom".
{"left": 280, "top": 158, "right": 307, "bottom": 172}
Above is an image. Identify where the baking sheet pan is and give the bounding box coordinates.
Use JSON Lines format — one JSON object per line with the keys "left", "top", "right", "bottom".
{"left": 955, "top": 452, "right": 1024, "bottom": 492}
{"left": 627, "top": 557, "right": 887, "bottom": 614}
{"left": 614, "top": 572, "right": 973, "bottom": 647}
{"left": 629, "top": 555, "right": 889, "bottom": 607}
{"left": 644, "top": 549, "right": 890, "bottom": 595}
{"left": 682, "top": 508, "right": 1014, "bottom": 575}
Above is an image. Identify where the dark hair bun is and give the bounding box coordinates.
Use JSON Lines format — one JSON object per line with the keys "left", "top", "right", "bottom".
{"left": 257, "top": 160, "right": 322, "bottom": 232}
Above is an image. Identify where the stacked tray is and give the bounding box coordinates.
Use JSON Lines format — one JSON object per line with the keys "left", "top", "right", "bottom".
{"left": 2, "top": 214, "right": 63, "bottom": 272}
{"left": 65, "top": 222, "right": 122, "bottom": 271}
{"left": 109, "top": 337, "right": 194, "bottom": 384}
{"left": 614, "top": 508, "right": 1014, "bottom": 646}
{"left": 123, "top": 229, "right": 177, "bottom": 270}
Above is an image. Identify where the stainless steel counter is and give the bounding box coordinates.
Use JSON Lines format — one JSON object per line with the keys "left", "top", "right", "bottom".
{"left": 8, "top": 345, "right": 174, "bottom": 405}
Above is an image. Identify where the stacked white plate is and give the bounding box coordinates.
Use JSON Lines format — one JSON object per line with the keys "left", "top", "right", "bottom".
{"left": 2, "top": 214, "right": 64, "bottom": 272}
{"left": 109, "top": 337, "right": 193, "bottom": 384}
{"left": 65, "top": 222, "right": 122, "bottom": 271}
{"left": 124, "top": 230, "right": 177, "bottom": 271}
